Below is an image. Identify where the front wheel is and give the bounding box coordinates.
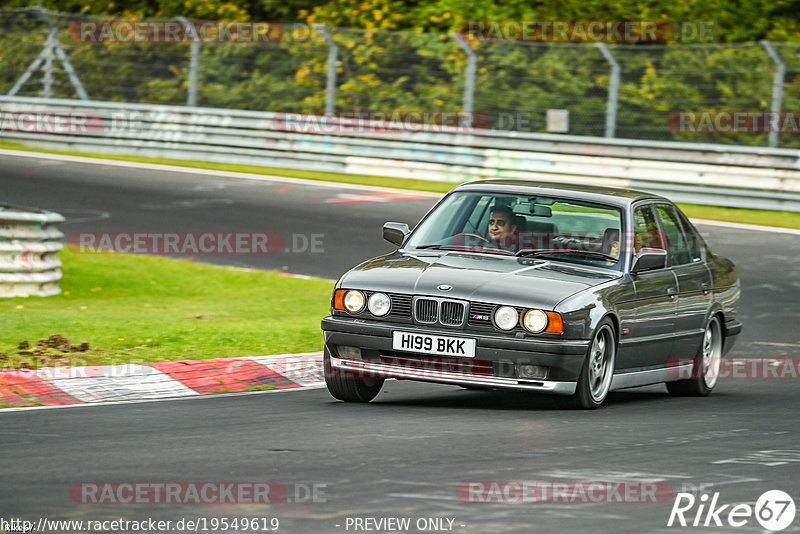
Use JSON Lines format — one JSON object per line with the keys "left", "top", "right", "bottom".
{"left": 324, "top": 350, "right": 384, "bottom": 402}
{"left": 666, "top": 316, "right": 722, "bottom": 397}
{"left": 555, "top": 320, "right": 616, "bottom": 410}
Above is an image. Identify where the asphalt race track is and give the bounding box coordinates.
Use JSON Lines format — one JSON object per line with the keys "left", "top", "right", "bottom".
{"left": 1, "top": 152, "right": 799, "bottom": 533}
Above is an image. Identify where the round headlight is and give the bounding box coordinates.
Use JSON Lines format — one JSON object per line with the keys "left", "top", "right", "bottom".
{"left": 368, "top": 292, "right": 391, "bottom": 316}
{"left": 522, "top": 309, "right": 548, "bottom": 333}
{"left": 343, "top": 290, "right": 365, "bottom": 313}
{"left": 494, "top": 306, "right": 518, "bottom": 331}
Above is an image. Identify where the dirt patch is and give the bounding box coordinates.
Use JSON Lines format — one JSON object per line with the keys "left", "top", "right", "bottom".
{"left": 18, "top": 334, "right": 91, "bottom": 355}
{"left": 5, "top": 334, "right": 98, "bottom": 370}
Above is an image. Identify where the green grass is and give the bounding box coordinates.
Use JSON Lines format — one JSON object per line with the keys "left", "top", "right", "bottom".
{"left": 2, "top": 139, "right": 799, "bottom": 228}
{"left": 0, "top": 247, "right": 332, "bottom": 368}
{"left": 676, "top": 203, "right": 800, "bottom": 229}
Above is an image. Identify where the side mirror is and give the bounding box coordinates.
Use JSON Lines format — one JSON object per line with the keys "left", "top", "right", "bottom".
{"left": 383, "top": 222, "right": 410, "bottom": 246}
{"left": 632, "top": 248, "right": 667, "bottom": 273}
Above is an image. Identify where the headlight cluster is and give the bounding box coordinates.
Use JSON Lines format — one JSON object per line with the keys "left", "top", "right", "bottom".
{"left": 334, "top": 289, "right": 391, "bottom": 317}
{"left": 493, "top": 306, "right": 563, "bottom": 334}
{"left": 343, "top": 290, "right": 365, "bottom": 313}
{"left": 367, "top": 292, "right": 391, "bottom": 316}
{"left": 493, "top": 306, "right": 518, "bottom": 330}
{"left": 522, "top": 309, "right": 548, "bottom": 333}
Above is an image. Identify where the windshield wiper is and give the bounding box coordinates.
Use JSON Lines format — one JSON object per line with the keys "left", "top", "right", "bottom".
{"left": 413, "top": 244, "right": 514, "bottom": 255}
{"left": 515, "top": 248, "right": 619, "bottom": 262}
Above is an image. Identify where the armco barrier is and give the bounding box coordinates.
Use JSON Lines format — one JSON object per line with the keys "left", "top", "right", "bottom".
{"left": 0, "top": 204, "right": 64, "bottom": 297}
{"left": 1, "top": 96, "right": 800, "bottom": 211}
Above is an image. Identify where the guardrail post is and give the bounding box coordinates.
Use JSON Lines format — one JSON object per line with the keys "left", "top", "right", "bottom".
{"left": 760, "top": 40, "right": 785, "bottom": 148}
{"left": 180, "top": 17, "right": 201, "bottom": 107}
{"left": 315, "top": 25, "right": 338, "bottom": 115}
{"left": 595, "top": 43, "right": 620, "bottom": 138}
{"left": 450, "top": 32, "right": 476, "bottom": 127}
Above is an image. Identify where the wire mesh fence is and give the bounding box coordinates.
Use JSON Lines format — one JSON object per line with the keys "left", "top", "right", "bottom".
{"left": 1, "top": 7, "right": 799, "bottom": 148}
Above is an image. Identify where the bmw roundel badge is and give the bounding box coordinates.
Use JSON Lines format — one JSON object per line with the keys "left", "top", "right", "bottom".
{"left": 437, "top": 284, "right": 453, "bottom": 291}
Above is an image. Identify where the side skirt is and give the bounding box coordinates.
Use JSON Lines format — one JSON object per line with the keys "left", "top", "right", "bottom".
{"left": 610, "top": 363, "right": 693, "bottom": 391}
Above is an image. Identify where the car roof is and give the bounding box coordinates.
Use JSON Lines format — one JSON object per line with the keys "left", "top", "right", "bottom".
{"left": 453, "top": 179, "right": 668, "bottom": 208}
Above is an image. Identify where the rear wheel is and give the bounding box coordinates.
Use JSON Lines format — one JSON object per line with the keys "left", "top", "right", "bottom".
{"left": 666, "top": 316, "right": 722, "bottom": 397}
{"left": 555, "top": 320, "right": 616, "bottom": 410}
{"left": 324, "top": 349, "right": 384, "bottom": 402}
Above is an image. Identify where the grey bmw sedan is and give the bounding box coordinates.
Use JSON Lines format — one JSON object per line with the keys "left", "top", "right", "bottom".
{"left": 321, "top": 180, "right": 742, "bottom": 409}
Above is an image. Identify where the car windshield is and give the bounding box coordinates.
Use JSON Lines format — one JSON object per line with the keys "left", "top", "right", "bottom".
{"left": 405, "top": 191, "right": 624, "bottom": 269}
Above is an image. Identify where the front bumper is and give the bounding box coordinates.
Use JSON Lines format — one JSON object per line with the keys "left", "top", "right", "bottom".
{"left": 322, "top": 315, "right": 590, "bottom": 395}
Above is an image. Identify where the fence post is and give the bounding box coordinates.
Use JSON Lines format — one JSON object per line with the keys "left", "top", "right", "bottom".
{"left": 760, "top": 40, "right": 784, "bottom": 148}
{"left": 180, "top": 17, "right": 201, "bottom": 107}
{"left": 41, "top": 26, "right": 56, "bottom": 98}
{"left": 450, "top": 32, "right": 476, "bottom": 127}
{"left": 595, "top": 43, "right": 620, "bottom": 138}
{"left": 315, "top": 25, "right": 338, "bottom": 115}
{"left": 8, "top": 6, "right": 89, "bottom": 100}
{"left": 39, "top": 6, "right": 89, "bottom": 100}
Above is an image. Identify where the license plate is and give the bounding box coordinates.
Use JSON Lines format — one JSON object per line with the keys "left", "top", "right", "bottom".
{"left": 392, "top": 331, "right": 476, "bottom": 358}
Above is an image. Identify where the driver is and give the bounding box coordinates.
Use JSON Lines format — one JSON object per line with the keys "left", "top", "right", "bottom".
{"left": 487, "top": 205, "right": 518, "bottom": 250}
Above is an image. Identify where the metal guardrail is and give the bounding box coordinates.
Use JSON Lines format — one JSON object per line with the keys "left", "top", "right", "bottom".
{"left": 0, "top": 203, "right": 64, "bottom": 297}
{"left": 1, "top": 96, "right": 800, "bottom": 211}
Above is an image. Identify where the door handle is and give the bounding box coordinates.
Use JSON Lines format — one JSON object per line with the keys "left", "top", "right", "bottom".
{"left": 701, "top": 283, "right": 710, "bottom": 294}
{"left": 667, "top": 287, "right": 677, "bottom": 298}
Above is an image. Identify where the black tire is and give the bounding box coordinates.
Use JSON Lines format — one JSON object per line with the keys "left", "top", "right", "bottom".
{"left": 666, "top": 316, "right": 722, "bottom": 397}
{"left": 555, "top": 319, "right": 617, "bottom": 410}
{"left": 324, "top": 350, "right": 384, "bottom": 402}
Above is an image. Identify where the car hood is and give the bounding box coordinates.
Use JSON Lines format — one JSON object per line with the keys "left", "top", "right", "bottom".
{"left": 339, "top": 251, "right": 619, "bottom": 309}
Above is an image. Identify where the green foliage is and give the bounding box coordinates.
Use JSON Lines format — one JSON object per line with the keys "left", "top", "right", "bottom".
{"left": 0, "top": 2, "right": 798, "bottom": 146}
{"left": 2, "top": 0, "right": 798, "bottom": 42}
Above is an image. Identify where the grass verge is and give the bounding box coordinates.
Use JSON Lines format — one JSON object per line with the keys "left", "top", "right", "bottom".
{"left": 3, "top": 140, "right": 798, "bottom": 229}
{"left": 0, "top": 246, "right": 332, "bottom": 369}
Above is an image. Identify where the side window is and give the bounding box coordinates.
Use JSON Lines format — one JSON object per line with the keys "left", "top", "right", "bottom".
{"left": 676, "top": 210, "right": 704, "bottom": 262}
{"left": 465, "top": 195, "right": 492, "bottom": 233}
{"left": 655, "top": 204, "right": 691, "bottom": 266}
{"left": 633, "top": 205, "right": 663, "bottom": 253}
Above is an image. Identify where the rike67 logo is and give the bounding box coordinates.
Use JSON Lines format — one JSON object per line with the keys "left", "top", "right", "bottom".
{"left": 668, "top": 490, "right": 796, "bottom": 530}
